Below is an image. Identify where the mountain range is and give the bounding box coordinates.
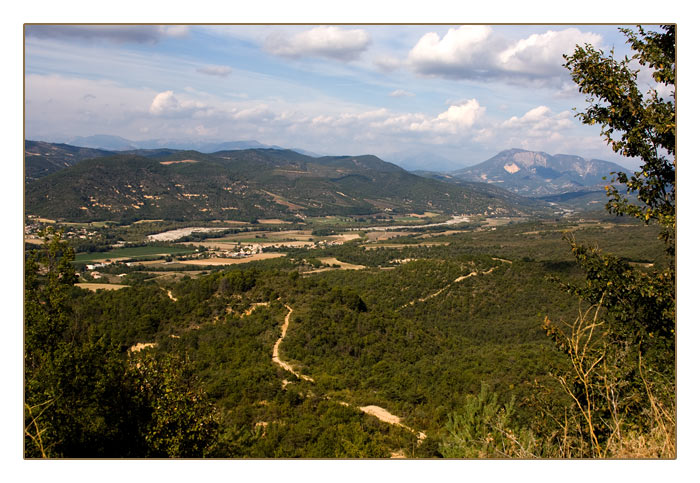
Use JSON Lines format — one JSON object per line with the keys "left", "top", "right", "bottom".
{"left": 442, "top": 148, "right": 631, "bottom": 196}
{"left": 65, "top": 134, "right": 320, "bottom": 158}
{"left": 25, "top": 143, "right": 545, "bottom": 223}
{"left": 25, "top": 140, "right": 632, "bottom": 223}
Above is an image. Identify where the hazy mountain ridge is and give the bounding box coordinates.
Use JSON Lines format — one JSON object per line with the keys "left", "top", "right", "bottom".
{"left": 65, "top": 134, "right": 319, "bottom": 157}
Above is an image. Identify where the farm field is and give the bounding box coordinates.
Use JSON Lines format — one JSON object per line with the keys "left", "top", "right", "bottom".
{"left": 74, "top": 245, "right": 197, "bottom": 262}
{"left": 76, "top": 282, "right": 127, "bottom": 291}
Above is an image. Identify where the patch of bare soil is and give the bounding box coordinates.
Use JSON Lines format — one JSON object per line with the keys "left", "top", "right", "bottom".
{"left": 159, "top": 159, "right": 199, "bottom": 165}
{"left": 359, "top": 405, "right": 402, "bottom": 425}
{"left": 257, "top": 218, "right": 293, "bottom": 224}
{"left": 365, "top": 231, "right": 416, "bottom": 242}
{"left": 147, "top": 227, "right": 228, "bottom": 242}
{"left": 178, "top": 253, "right": 285, "bottom": 265}
{"left": 318, "top": 257, "right": 365, "bottom": 270}
{"left": 243, "top": 302, "right": 269, "bottom": 316}
{"left": 76, "top": 283, "right": 127, "bottom": 291}
{"left": 128, "top": 342, "right": 157, "bottom": 353}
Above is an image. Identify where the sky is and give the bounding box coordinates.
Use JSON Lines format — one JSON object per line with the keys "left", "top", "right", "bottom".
{"left": 23, "top": 23, "right": 673, "bottom": 171}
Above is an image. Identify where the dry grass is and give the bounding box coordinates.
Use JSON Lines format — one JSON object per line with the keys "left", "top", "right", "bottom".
{"left": 178, "top": 253, "right": 285, "bottom": 265}
{"left": 76, "top": 283, "right": 127, "bottom": 291}
{"left": 159, "top": 159, "right": 199, "bottom": 165}
{"left": 257, "top": 218, "right": 293, "bottom": 224}
{"left": 318, "top": 257, "right": 365, "bottom": 270}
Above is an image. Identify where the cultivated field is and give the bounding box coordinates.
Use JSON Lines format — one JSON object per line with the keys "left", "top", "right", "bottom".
{"left": 76, "top": 283, "right": 127, "bottom": 291}
{"left": 177, "top": 253, "right": 286, "bottom": 265}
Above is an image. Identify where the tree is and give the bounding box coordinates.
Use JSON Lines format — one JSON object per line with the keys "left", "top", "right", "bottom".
{"left": 439, "top": 383, "right": 537, "bottom": 458}
{"left": 24, "top": 228, "right": 222, "bottom": 457}
{"left": 542, "top": 25, "right": 676, "bottom": 458}
{"left": 564, "top": 25, "right": 676, "bottom": 256}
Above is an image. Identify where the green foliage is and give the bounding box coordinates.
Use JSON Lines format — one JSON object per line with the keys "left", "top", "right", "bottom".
{"left": 555, "top": 234, "right": 675, "bottom": 352}
{"left": 542, "top": 25, "right": 677, "bottom": 458}
{"left": 24, "top": 230, "right": 222, "bottom": 458}
{"left": 128, "top": 352, "right": 222, "bottom": 458}
{"left": 564, "top": 25, "right": 675, "bottom": 255}
{"left": 439, "top": 383, "right": 537, "bottom": 458}
{"left": 26, "top": 210, "right": 672, "bottom": 457}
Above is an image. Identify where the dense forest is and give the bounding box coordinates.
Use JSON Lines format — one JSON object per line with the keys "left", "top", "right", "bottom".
{"left": 24, "top": 211, "right": 673, "bottom": 458}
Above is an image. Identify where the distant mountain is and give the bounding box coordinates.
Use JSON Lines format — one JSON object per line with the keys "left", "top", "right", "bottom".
{"left": 64, "top": 134, "right": 319, "bottom": 157}
{"left": 450, "top": 148, "right": 631, "bottom": 196}
{"left": 25, "top": 144, "right": 549, "bottom": 222}
{"left": 25, "top": 140, "right": 115, "bottom": 181}
{"left": 385, "top": 150, "right": 462, "bottom": 172}
{"left": 66, "top": 135, "right": 139, "bottom": 151}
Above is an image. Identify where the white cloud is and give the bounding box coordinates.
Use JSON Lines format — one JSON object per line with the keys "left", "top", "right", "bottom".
{"left": 149, "top": 90, "right": 209, "bottom": 117}
{"left": 406, "top": 25, "right": 605, "bottom": 85}
{"left": 374, "top": 99, "right": 485, "bottom": 135}
{"left": 407, "top": 26, "right": 500, "bottom": 79}
{"left": 498, "top": 28, "right": 603, "bottom": 77}
{"left": 231, "top": 105, "right": 275, "bottom": 122}
{"left": 149, "top": 91, "right": 181, "bottom": 115}
{"left": 436, "top": 99, "right": 485, "bottom": 128}
{"left": 389, "top": 89, "right": 415, "bottom": 97}
{"left": 502, "top": 105, "right": 572, "bottom": 130}
{"left": 196, "top": 65, "right": 233, "bottom": 77}
{"left": 493, "top": 105, "right": 576, "bottom": 153}
{"left": 264, "top": 26, "right": 371, "bottom": 61}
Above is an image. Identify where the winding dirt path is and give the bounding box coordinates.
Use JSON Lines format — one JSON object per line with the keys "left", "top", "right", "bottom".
{"left": 272, "top": 305, "right": 314, "bottom": 382}
{"left": 400, "top": 266, "right": 496, "bottom": 309}
{"left": 359, "top": 406, "right": 426, "bottom": 441}
{"left": 243, "top": 302, "right": 269, "bottom": 316}
{"left": 272, "top": 304, "right": 425, "bottom": 444}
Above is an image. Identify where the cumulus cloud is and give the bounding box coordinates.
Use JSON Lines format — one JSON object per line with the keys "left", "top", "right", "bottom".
{"left": 406, "top": 99, "right": 485, "bottom": 134}
{"left": 25, "top": 25, "right": 189, "bottom": 44}
{"left": 264, "top": 26, "right": 371, "bottom": 61}
{"left": 149, "top": 91, "right": 180, "bottom": 115}
{"left": 149, "top": 90, "right": 209, "bottom": 117}
{"left": 406, "top": 25, "right": 604, "bottom": 85}
{"left": 493, "top": 105, "right": 575, "bottom": 152}
{"left": 408, "top": 26, "right": 501, "bottom": 80}
{"left": 498, "top": 28, "right": 603, "bottom": 77}
{"left": 196, "top": 64, "right": 233, "bottom": 77}
{"left": 502, "top": 105, "right": 572, "bottom": 130}
{"left": 436, "top": 99, "right": 484, "bottom": 127}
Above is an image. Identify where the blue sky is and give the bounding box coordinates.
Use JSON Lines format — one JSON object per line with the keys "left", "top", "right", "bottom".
{"left": 24, "top": 24, "right": 669, "bottom": 170}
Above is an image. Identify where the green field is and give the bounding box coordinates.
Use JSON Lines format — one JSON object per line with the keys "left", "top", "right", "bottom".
{"left": 74, "top": 245, "right": 196, "bottom": 262}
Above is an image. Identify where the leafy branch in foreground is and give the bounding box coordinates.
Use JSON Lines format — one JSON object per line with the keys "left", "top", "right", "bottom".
{"left": 541, "top": 25, "right": 676, "bottom": 458}
{"left": 564, "top": 25, "right": 675, "bottom": 257}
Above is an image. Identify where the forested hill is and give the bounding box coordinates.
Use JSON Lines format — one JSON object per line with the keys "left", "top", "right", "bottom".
{"left": 25, "top": 145, "right": 548, "bottom": 222}
{"left": 24, "top": 140, "right": 115, "bottom": 181}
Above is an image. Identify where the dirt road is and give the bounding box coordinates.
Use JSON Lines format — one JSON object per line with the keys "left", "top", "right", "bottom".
{"left": 272, "top": 304, "right": 425, "bottom": 445}
{"left": 272, "top": 305, "right": 314, "bottom": 382}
